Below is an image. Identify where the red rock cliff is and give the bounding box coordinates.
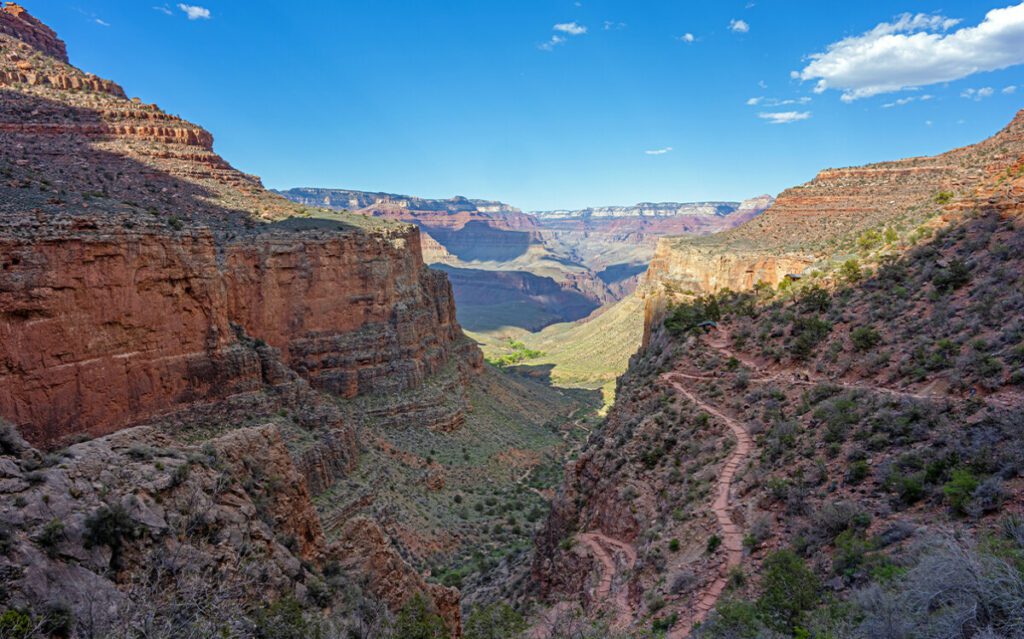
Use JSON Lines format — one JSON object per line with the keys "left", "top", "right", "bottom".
{"left": 0, "top": 9, "right": 476, "bottom": 447}
{"left": 0, "top": 3, "right": 66, "bottom": 62}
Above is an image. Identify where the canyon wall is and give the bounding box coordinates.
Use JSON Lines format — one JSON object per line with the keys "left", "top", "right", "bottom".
{"left": 0, "top": 8, "right": 477, "bottom": 450}
{"left": 0, "top": 224, "right": 467, "bottom": 447}
{"left": 635, "top": 112, "right": 1024, "bottom": 344}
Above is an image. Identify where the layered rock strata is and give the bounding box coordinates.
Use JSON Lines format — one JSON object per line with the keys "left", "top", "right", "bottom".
{"left": 637, "top": 111, "right": 1024, "bottom": 331}
{"left": 0, "top": 14, "right": 475, "bottom": 448}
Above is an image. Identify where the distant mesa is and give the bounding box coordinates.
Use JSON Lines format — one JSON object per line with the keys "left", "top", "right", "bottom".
{"left": 278, "top": 188, "right": 773, "bottom": 332}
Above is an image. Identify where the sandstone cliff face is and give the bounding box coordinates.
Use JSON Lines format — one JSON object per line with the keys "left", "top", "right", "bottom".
{"left": 0, "top": 222, "right": 465, "bottom": 447}
{"left": 0, "top": 16, "right": 476, "bottom": 448}
{"left": 280, "top": 188, "right": 542, "bottom": 262}
{"left": 0, "top": 9, "right": 481, "bottom": 634}
{"left": 636, "top": 238, "right": 812, "bottom": 346}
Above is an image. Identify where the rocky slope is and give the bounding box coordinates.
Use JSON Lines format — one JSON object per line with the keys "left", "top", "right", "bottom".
{"left": 527, "top": 111, "right": 1024, "bottom": 639}
{"left": 638, "top": 112, "right": 1024, "bottom": 343}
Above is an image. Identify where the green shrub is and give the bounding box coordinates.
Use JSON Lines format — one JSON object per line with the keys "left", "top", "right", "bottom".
{"left": 757, "top": 550, "right": 820, "bottom": 634}
{"left": 790, "top": 317, "right": 832, "bottom": 360}
{"left": 464, "top": 603, "right": 526, "bottom": 639}
{"left": 668, "top": 538, "right": 681, "bottom": 552}
{"left": 705, "top": 600, "right": 761, "bottom": 639}
{"left": 707, "top": 535, "right": 722, "bottom": 553}
{"left": 895, "top": 474, "right": 925, "bottom": 506}
{"left": 850, "top": 326, "right": 882, "bottom": 352}
{"left": 0, "top": 609, "right": 32, "bottom": 639}
{"left": 35, "top": 518, "right": 64, "bottom": 558}
{"left": 846, "top": 460, "right": 870, "bottom": 484}
{"left": 943, "top": 469, "right": 979, "bottom": 516}
{"left": 84, "top": 504, "right": 137, "bottom": 550}
{"left": 254, "top": 596, "right": 321, "bottom": 639}
{"left": 665, "top": 295, "right": 720, "bottom": 335}
{"left": 832, "top": 531, "right": 870, "bottom": 577}
{"left": 85, "top": 503, "right": 138, "bottom": 570}
{"left": 932, "top": 259, "right": 970, "bottom": 292}
{"left": 800, "top": 286, "right": 831, "bottom": 313}
{"left": 651, "top": 613, "right": 679, "bottom": 632}
{"left": 0, "top": 421, "right": 26, "bottom": 456}
{"left": 935, "top": 190, "right": 954, "bottom": 204}
{"left": 394, "top": 594, "right": 447, "bottom": 639}
{"left": 839, "top": 260, "right": 862, "bottom": 284}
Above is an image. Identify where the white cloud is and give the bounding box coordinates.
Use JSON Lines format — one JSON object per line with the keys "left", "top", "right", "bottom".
{"left": 758, "top": 111, "right": 812, "bottom": 124}
{"left": 645, "top": 147, "right": 673, "bottom": 155}
{"left": 604, "top": 21, "right": 626, "bottom": 31}
{"left": 554, "top": 22, "right": 587, "bottom": 35}
{"left": 177, "top": 4, "right": 210, "bottom": 20}
{"left": 153, "top": 5, "right": 173, "bottom": 15}
{"left": 95, "top": 18, "right": 110, "bottom": 27}
{"left": 797, "top": 4, "right": 1024, "bottom": 102}
{"left": 541, "top": 22, "right": 586, "bottom": 50}
{"left": 729, "top": 19, "right": 750, "bottom": 33}
{"left": 747, "top": 96, "right": 811, "bottom": 107}
{"left": 1004, "top": 84, "right": 1018, "bottom": 93}
{"left": 679, "top": 32, "right": 695, "bottom": 43}
{"left": 538, "top": 35, "right": 566, "bottom": 51}
{"left": 882, "top": 94, "right": 934, "bottom": 108}
{"left": 758, "top": 80, "right": 768, "bottom": 89}
{"left": 961, "top": 86, "right": 995, "bottom": 100}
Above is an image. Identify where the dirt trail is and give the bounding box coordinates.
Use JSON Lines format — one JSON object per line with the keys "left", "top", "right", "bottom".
{"left": 577, "top": 531, "right": 638, "bottom": 631}
{"left": 661, "top": 373, "right": 754, "bottom": 639}
{"left": 705, "top": 331, "right": 988, "bottom": 404}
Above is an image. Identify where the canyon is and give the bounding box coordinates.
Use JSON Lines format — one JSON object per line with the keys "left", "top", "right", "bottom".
{"left": 3, "top": 2, "right": 1024, "bottom": 639}
{"left": 279, "top": 188, "right": 772, "bottom": 333}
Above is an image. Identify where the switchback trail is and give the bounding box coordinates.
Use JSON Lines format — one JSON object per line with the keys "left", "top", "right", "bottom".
{"left": 704, "top": 332, "right": 1014, "bottom": 406}
{"left": 661, "top": 372, "right": 754, "bottom": 639}
{"left": 577, "top": 531, "right": 638, "bottom": 631}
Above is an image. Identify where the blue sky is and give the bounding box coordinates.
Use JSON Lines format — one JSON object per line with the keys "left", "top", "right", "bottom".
{"left": 24, "top": 1, "right": 1024, "bottom": 210}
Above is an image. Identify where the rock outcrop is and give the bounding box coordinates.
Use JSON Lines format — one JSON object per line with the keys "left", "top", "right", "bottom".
{"left": 0, "top": 3, "right": 66, "bottom": 62}
{"left": 0, "top": 422, "right": 326, "bottom": 634}
{"left": 331, "top": 517, "right": 462, "bottom": 638}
